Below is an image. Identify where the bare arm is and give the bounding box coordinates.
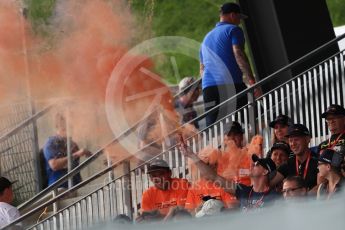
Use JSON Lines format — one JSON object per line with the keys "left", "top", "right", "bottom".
{"left": 269, "top": 171, "right": 285, "bottom": 188}
{"left": 179, "top": 144, "right": 237, "bottom": 195}
{"left": 199, "top": 63, "right": 204, "bottom": 77}
{"left": 233, "top": 44, "right": 255, "bottom": 85}
{"left": 48, "top": 149, "right": 88, "bottom": 171}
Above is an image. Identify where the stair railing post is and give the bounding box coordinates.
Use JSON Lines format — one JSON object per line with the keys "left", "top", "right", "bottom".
{"left": 122, "top": 161, "right": 133, "bottom": 220}
{"left": 248, "top": 90, "right": 256, "bottom": 140}
{"left": 66, "top": 109, "right": 73, "bottom": 189}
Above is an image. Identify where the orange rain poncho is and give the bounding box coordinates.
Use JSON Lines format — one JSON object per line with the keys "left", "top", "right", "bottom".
{"left": 217, "top": 135, "right": 263, "bottom": 186}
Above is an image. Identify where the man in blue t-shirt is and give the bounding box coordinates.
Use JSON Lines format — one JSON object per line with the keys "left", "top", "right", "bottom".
{"left": 200, "top": 3, "right": 258, "bottom": 127}
{"left": 43, "top": 113, "right": 90, "bottom": 189}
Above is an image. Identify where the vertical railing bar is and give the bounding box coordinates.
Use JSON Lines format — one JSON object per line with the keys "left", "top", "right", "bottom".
{"left": 329, "top": 59, "right": 335, "bottom": 104}
{"left": 268, "top": 94, "right": 274, "bottom": 125}
{"left": 286, "top": 84, "right": 291, "bottom": 117}
{"left": 340, "top": 52, "right": 345, "bottom": 105}
{"left": 257, "top": 101, "right": 262, "bottom": 135}
{"left": 280, "top": 87, "right": 285, "bottom": 115}
{"left": 243, "top": 108, "right": 249, "bottom": 144}
{"left": 292, "top": 80, "right": 298, "bottom": 123}
{"left": 313, "top": 68, "right": 321, "bottom": 145}
{"left": 274, "top": 90, "right": 279, "bottom": 116}
{"left": 324, "top": 62, "right": 330, "bottom": 108}
{"left": 319, "top": 65, "right": 327, "bottom": 142}
{"left": 303, "top": 74, "right": 310, "bottom": 131}
{"left": 334, "top": 56, "right": 341, "bottom": 104}
{"left": 308, "top": 71, "right": 316, "bottom": 146}
{"left": 297, "top": 77, "right": 303, "bottom": 124}
{"left": 263, "top": 97, "right": 270, "bottom": 150}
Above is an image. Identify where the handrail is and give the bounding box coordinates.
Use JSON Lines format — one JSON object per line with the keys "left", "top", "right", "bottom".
{"left": 15, "top": 32, "right": 345, "bottom": 212}
{"left": 0, "top": 103, "right": 56, "bottom": 143}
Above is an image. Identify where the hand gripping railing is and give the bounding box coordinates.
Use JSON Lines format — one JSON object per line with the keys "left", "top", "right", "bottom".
{"left": 4, "top": 32, "right": 345, "bottom": 229}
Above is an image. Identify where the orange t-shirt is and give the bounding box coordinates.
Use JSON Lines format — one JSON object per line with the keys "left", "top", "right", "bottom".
{"left": 141, "top": 178, "right": 189, "bottom": 216}
{"left": 185, "top": 179, "right": 237, "bottom": 211}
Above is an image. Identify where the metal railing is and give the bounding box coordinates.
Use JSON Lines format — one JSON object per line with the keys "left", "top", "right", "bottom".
{"left": 0, "top": 101, "right": 55, "bottom": 204}
{"left": 3, "top": 33, "right": 345, "bottom": 229}
{"left": 5, "top": 34, "right": 342, "bottom": 229}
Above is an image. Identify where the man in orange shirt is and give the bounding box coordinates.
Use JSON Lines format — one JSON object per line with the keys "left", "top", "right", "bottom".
{"left": 185, "top": 147, "right": 237, "bottom": 214}
{"left": 141, "top": 159, "right": 189, "bottom": 218}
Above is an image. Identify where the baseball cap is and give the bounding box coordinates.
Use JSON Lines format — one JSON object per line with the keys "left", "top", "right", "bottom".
{"left": 178, "top": 77, "right": 195, "bottom": 93}
{"left": 147, "top": 159, "right": 170, "bottom": 173}
{"left": 0, "top": 177, "right": 16, "bottom": 193}
{"left": 286, "top": 124, "right": 311, "bottom": 137}
{"left": 195, "top": 199, "right": 224, "bottom": 218}
{"left": 318, "top": 149, "right": 344, "bottom": 168}
{"left": 226, "top": 121, "right": 244, "bottom": 135}
{"left": 270, "top": 141, "right": 291, "bottom": 156}
{"left": 321, "top": 104, "right": 345, "bottom": 118}
{"left": 252, "top": 154, "right": 276, "bottom": 173}
{"left": 219, "top": 2, "right": 248, "bottom": 19}
{"left": 269, "top": 115, "right": 292, "bottom": 128}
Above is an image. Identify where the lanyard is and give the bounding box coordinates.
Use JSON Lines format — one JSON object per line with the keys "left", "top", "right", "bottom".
{"left": 295, "top": 152, "right": 311, "bottom": 179}
{"left": 247, "top": 187, "right": 268, "bottom": 209}
{"left": 327, "top": 131, "right": 345, "bottom": 149}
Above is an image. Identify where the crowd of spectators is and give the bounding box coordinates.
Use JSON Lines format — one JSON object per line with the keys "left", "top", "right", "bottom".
{"left": 134, "top": 103, "right": 345, "bottom": 223}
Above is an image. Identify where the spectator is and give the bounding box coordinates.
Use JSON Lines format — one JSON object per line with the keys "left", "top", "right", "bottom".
{"left": 317, "top": 149, "right": 345, "bottom": 200}
{"left": 269, "top": 115, "right": 292, "bottom": 144}
{"left": 224, "top": 121, "right": 244, "bottom": 149}
{"left": 270, "top": 124, "right": 319, "bottom": 190}
{"left": 267, "top": 141, "right": 291, "bottom": 168}
{"left": 180, "top": 141, "right": 279, "bottom": 212}
{"left": 200, "top": 2, "right": 258, "bottom": 127}
{"left": 219, "top": 122, "right": 263, "bottom": 186}
{"left": 141, "top": 159, "right": 189, "bottom": 218}
{"left": 175, "top": 77, "right": 201, "bottom": 129}
{"left": 282, "top": 176, "right": 308, "bottom": 200}
{"left": 43, "top": 113, "right": 90, "bottom": 189}
{"left": 318, "top": 105, "right": 345, "bottom": 170}
{"left": 0, "top": 177, "right": 21, "bottom": 229}
{"left": 185, "top": 146, "right": 237, "bottom": 215}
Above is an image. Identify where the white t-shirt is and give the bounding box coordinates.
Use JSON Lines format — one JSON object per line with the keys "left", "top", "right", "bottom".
{"left": 0, "top": 202, "right": 21, "bottom": 228}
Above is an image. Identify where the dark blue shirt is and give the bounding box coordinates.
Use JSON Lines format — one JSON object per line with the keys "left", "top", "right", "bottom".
{"left": 235, "top": 184, "right": 279, "bottom": 212}
{"left": 43, "top": 136, "right": 82, "bottom": 188}
{"left": 200, "top": 22, "right": 244, "bottom": 89}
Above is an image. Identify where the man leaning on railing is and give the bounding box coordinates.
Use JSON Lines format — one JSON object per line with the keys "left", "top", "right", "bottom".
{"left": 43, "top": 113, "right": 91, "bottom": 189}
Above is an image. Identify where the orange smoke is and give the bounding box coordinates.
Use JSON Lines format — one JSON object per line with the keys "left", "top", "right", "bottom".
{"left": 0, "top": 0, "right": 195, "bottom": 168}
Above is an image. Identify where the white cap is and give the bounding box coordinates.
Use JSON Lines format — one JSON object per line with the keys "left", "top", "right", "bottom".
{"left": 178, "top": 77, "right": 195, "bottom": 93}
{"left": 195, "top": 199, "right": 224, "bottom": 218}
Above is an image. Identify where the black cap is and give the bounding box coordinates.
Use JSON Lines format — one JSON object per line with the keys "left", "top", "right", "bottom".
{"left": 269, "top": 115, "right": 292, "bottom": 128}
{"left": 147, "top": 159, "right": 170, "bottom": 173}
{"left": 321, "top": 104, "right": 345, "bottom": 118}
{"left": 252, "top": 154, "right": 276, "bottom": 173}
{"left": 318, "top": 149, "right": 344, "bottom": 168}
{"left": 226, "top": 121, "right": 244, "bottom": 135}
{"left": 0, "top": 177, "right": 15, "bottom": 193}
{"left": 219, "top": 3, "right": 248, "bottom": 19}
{"left": 270, "top": 141, "right": 291, "bottom": 156}
{"left": 286, "top": 124, "right": 310, "bottom": 137}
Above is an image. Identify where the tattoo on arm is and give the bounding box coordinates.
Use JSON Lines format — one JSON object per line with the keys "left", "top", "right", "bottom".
{"left": 233, "top": 45, "right": 255, "bottom": 84}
